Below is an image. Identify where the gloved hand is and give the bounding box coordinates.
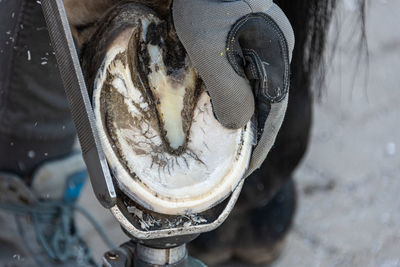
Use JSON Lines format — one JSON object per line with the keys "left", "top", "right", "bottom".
{"left": 173, "top": 0, "right": 294, "bottom": 176}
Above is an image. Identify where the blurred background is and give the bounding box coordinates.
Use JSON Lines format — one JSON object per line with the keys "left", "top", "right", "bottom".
{"left": 78, "top": 0, "right": 400, "bottom": 266}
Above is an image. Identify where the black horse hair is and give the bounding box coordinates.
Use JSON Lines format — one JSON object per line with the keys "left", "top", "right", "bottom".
{"left": 276, "top": 0, "right": 367, "bottom": 96}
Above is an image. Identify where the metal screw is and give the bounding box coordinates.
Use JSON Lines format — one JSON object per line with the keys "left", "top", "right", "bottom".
{"left": 106, "top": 251, "right": 120, "bottom": 261}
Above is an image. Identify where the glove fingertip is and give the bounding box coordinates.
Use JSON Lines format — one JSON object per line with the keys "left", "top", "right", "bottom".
{"left": 213, "top": 95, "right": 255, "bottom": 130}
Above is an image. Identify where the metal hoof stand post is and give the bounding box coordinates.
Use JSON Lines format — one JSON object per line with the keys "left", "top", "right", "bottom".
{"left": 41, "top": 1, "right": 245, "bottom": 266}
{"left": 103, "top": 243, "right": 205, "bottom": 267}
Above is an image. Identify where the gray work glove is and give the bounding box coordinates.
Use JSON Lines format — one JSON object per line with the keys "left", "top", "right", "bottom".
{"left": 173, "top": 0, "right": 294, "bottom": 176}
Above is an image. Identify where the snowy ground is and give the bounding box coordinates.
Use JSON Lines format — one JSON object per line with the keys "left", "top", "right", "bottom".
{"left": 79, "top": 0, "right": 400, "bottom": 266}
